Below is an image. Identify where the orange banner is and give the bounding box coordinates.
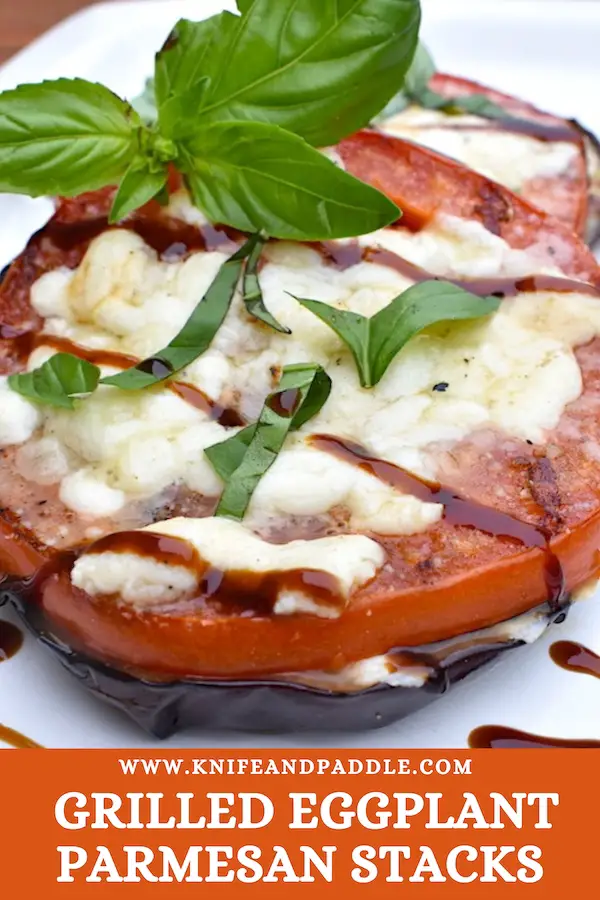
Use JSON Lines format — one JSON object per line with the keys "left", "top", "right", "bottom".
{"left": 0, "top": 749, "right": 597, "bottom": 896}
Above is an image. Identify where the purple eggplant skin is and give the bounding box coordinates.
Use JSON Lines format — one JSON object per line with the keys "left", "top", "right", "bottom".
{"left": 2, "top": 585, "right": 567, "bottom": 739}
{"left": 571, "top": 118, "right": 600, "bottom": 246}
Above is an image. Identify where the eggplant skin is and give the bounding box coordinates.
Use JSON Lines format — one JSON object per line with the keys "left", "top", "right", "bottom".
{"left": 4, "top": 589, "right": 560, "bottom": 738}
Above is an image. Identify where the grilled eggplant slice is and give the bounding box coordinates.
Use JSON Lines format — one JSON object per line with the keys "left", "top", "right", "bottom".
{"left": 381, "top": 73, "right": 600, "bottom": 244}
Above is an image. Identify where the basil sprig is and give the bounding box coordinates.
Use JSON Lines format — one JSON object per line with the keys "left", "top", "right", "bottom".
{"left": 295, "top": 281, "right": 500, "bottom": 388}
{"left": 101, "top": 234, "right": 260, "bottom": 391}
{"left": 205, "top": 363, "right": 332, "bottom": 520}
{"left": 376, "top": 41, "right": 509, "bottom": 122}
{"left": 0, "top": 0, "right": 424, "bottom": 239}
{"left": 8, "top": 353, "right": 101, "bottom": 409}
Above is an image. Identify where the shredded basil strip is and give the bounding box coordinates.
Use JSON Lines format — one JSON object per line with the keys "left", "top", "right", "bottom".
{"left": 206, "top": 363, "right": 331, "bottom": 520}
{"left": 295, "top": 280, "right": 501, "bottom": 388}
{"left": 8, "top": 353, "right": 101, "bottom": 409}
{"left": 242, "top": 233, "right": 290, "bottom": 333}
{"left": 101, "top": 234, "right": 261, "bottom": 391}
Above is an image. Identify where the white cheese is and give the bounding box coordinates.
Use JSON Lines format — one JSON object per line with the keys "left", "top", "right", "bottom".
{"left": 72, "top": 517, "right": 386, "bottom": 611}
{"left": 15, "top": 436, "right": 71, "bottom": 485}
{"left": 283, "top": 605, "right": 556, "bottom": 691}
{"left": 71, "top": 551, "right": 197, "bottom": 605}
{"left": 382, "top": 106, "right": 579, "bottom": 191}
{"left": 10, "top": 190, "right": 600, "bottom": 608}
{"left": 0, "top": 376, "right": 41, "bottom": 447}
{"left": 60, "top": 469, "right": 126, "bottom": 518}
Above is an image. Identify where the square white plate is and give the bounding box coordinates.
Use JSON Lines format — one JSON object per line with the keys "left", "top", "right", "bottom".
{"left": 1, "top": 0, "right": 600, "bottom": 749}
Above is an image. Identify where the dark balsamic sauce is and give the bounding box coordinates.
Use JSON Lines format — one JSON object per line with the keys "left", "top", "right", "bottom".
{"left": 471, "top": 638, "right": 600, "bottom": 749}
{"left": 550, "top": 640, "right": 600, "bottom": 679}
{"left": 29, "top": 334, "right": 243, "bottom": 427}
{"left": 44, "top": 214, "right": 240, "bottom": 261}
{"left": 469, "top": 725, "right": 600, "bottom": 749}
{"left": 315, "top": 242, "right": 600, "bottom": 298}
{"left": 312, "top": 435, "right": 566, "bottom": 613}
{"left": 267, "top": 387, "right": 301, "bottom": 418}
{"left": 0, "top": 723, "right": 43, "bottom": 749}
{"left": 136, "top": 356, "right": 175, "bottom": 379}
{"left": 56, "top": 531, "right": 344, "bottom": 617}
{"left": 0, "top": 620, "right": 23, "bottom": 661}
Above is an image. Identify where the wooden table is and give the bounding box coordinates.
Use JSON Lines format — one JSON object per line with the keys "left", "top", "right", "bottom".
{"left": 0, "top": 0, "right": 115, "bottom": 63}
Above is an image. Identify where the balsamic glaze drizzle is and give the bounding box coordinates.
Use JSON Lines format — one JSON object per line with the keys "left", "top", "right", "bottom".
{"left": 0, "top": 723, "right": 43, "bottom": 749}
{"left": 469, "top": 725, "right": 600, "bottom": 749}
{"left": 0, "top": 620, "right": 23, "bottom": 662}
{"left": 312, "top": 434, "right": 565, "bottom": 613}
{"left": 550, "top": 640, "right": 600, "bottom": 680}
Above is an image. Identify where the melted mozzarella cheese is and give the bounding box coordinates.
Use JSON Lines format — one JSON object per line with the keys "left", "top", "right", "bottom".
{"left": 381, "top": 106, "right": 579, "bottom": 191}
{"left": 0, "top": 376, "right": 41, "bottom": 447}
{"left": 72, "top": 517, "right": 385, "bottom": 612}
{"left": 9, "top": 190, "right": 600, "bottom": 606}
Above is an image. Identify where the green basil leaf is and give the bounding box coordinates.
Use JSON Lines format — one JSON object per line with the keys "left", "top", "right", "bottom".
{"left": 184, "top": 0, "right": 420, "bottom": 147}
{"left": 154, "top": 14, "right": 236, "bottom": 109}
{"left": 132, "top": 77, "right": 158, "bottom": 123}
{"left": 404, "top": 42, "right": 436, "bottom": 98}
{"left": 204, "top": 424, "right": 256, "bottom": 483}
{"left": 180, "top": 120, "right": 399, "bottom": 241}
{"left": 109, "top": 157, "right": 168, "bottom": 223}
{"left": 284, "top": 363, "right": 333, "bottom": 429}
{"left": 100, "top": 235, "right": 260, "bottom": 391}
{"left": 0, "top": 79, "right": 138, "bottom": 197}
{"left": 448, "top": 94, "right": 509, "bottom": 120}
{"left": 8, "top": 353, "right": 101, "bottom": 409}
{"left": 296, "top": 281, "right": 501, "bottom": 388}
{"left": 242, "top": 234, "right": 290, "bottom": 334}
{"left": 206, "top": 363, "right": 332, "bottom": 520}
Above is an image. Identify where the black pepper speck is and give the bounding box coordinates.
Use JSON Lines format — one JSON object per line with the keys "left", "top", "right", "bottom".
{"left": 432, "top": 382, "right": 449, "bottom": 392}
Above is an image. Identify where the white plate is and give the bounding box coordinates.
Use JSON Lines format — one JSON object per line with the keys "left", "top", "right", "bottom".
{"left": 1, "top": 0, "right": 600, "bottom": 749}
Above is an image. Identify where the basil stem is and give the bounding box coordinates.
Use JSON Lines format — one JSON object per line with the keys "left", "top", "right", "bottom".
{"left": 242, "top": 233, "right": 290, "bottom": 333}
{"left": 206, "top": 363, "right": 331, "bottom": 520}
{"left": 101, "top": 234, "right": 261, "bottom": 391}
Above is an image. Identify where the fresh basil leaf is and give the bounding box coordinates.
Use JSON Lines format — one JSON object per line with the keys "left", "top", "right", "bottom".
{"left": 284, "top": 363, "right": 333, "bottom": 429}
{"left": 242, "top": 234, "right": 290, "bottom": 334}
{"left": 0, "top": 79, "right": 138, "bottom": 197}
{"left": 404, "top": 42, "right": 436, "bottom": 98}
{"left": 109, "top": 157, "right": 168, "bottom": 223}
{"left": 132, "top": 77, "right": 157, "bottom": 123}
{"left": 100, "top": 235, "right": 260, "bottom": 391}
{"left": 8, "top": 353, "right": 101, "bottom": 409}
{"left": 180, "top": 120, "right": 399, "bottom": 241}
{"left": 235, "top": 0, "right": 253, "bottom": 12}
{"left": 204, "top": 424, "right": 256, "bottom": 483}
{"left": 158, "top": 79, "right": 210, "bottom": 140}
{"left": 207, "top": 363, "right": 332, "bottom": 520}
{"left": 296, "top": 281, "right": 501, "bottom": 388}
{"left": 185, "top": 0, "right": 420, "bottom": 147}
{"left": 154, "top": 14, "right": 235, "bottom": 109}
{"left": 448, "top": 94, "right": 508, "bottom": 120}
